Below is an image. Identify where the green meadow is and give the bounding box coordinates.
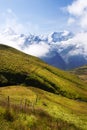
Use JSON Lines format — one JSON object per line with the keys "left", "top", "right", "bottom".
{"left": 0, "top": 44, "right": 87, "bottom": 130}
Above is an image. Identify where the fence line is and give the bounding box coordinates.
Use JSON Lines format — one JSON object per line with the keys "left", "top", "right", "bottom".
{"left": 0, "top": 95, "right": 38, "bottom": 113}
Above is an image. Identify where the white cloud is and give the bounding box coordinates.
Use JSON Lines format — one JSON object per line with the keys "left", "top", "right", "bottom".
{"left": 67, "top": 0, "right": 87, "bottom": 30}
{"left": 0, "top": 26, "right": 50, "bottom": 57}
{"left": 67, "top": 0, "right": 87, "bottom": 16}
{"left": 58, "top": 32, "right": 87, "bottom": 60}
{"left": 0, "top": 8, "right": 50, "bottom": 57}
{"left": 0, "top": 9, "right": 40, "bottom": 34}
{"left": 0, "top": 9, "right": 49, "bottom": 57}
{"left": 68, "top": 17, "right": 75, "bottom": 25}
{"left": 65, "top": 0, "right": 87, "bottom": 60}
{"left": 62, "top": 30, "right": 70, "bottom": 36}
{"left": 80, "top": 12, "right": 87, "bottom": 28}
{"left": 23, "top": 42, "right": 50, "bottom": 57}
{"left": 0, "top": 30, "right": 25, "bottom": 50}
{"left": 0, "top": 9, "right": 25, "bottom": 34}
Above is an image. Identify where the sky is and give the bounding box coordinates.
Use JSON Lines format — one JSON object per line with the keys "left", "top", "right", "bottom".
{"left": 0, "top": 0, "right": 74, "bottom": 34}
{"left": 0, "top": 0, "right": 87, "bottom": 58}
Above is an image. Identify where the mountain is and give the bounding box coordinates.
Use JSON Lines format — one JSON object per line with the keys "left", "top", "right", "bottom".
{"left": 41, "top": 50, "right": 66, "bottom": 69}
{"left": 0, "top": 44, "right": 87, "bottom": 130}
{"left": 0, "top": 28, "right": 87, "bottom": 70}
{"left": 47, "top": 31, "right": 73, "bottom": 43}
{"left": 0, "top": 44, "right": 87, "bottom": 101}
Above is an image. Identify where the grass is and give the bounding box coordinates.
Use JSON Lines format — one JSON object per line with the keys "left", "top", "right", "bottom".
{"left": 71, "top": 65, "right": 87, "bottom": 83}
{"left": 0, "top": 44, "right": 87, "bottom": 129}
{"left": 0, "top": 86, "right": 87, "bottom": 130}
{"left": 0, "top": 44, "right": 87, "bottom": 101}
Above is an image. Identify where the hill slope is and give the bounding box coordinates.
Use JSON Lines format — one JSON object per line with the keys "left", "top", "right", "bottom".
{"left": 0, "top": 86, "right": 87, "bottom": 130}
{"left": 71, "top": 65, "right": 87, "bottom": 83}
{"left": 0, "top": 44, "right": 87, "bottom": 101}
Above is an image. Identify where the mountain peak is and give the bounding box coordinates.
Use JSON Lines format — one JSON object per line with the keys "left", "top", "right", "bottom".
{"left": 47, "top": 31, "right": 73, "bottom": 43}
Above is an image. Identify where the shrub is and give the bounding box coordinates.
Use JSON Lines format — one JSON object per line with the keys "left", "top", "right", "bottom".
{"left": 0, "top": 75, "right": 8, "bottom": 86}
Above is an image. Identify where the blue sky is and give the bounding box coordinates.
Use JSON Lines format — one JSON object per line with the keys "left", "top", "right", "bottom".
{"left": 0, "top": 0, "right": 87, "bottom": 58}
{"left": 0, "top": 0, "right": 86, "bottom": 34}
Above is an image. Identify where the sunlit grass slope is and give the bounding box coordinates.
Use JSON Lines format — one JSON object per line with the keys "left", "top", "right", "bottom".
{"left": 0, "top": 44, "right": 87, "bottom": 101}
{"left": 0, "top": 86, "right": 87, "bottom": 130}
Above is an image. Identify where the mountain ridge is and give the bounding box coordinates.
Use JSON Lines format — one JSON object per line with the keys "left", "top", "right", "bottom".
{"left": 1, "top": 28, "right": 87, "bottom": 70}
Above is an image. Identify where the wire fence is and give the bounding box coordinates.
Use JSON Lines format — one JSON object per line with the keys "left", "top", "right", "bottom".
{"left": 0, "top": 95, "right": 38, "bottom": 114}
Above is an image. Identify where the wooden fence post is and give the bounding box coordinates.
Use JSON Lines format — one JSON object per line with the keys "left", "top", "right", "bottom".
{"left": 20, "top": 99, "right": 23, "bottom": 111}
{"left": 7, "top": 96, "right": 10, "bottom": 109}
{"left": 35, "top": 94, "right": 38, "bottom": 104}
{"left": 24, "top": 99, "right": 27, "bottom": 112}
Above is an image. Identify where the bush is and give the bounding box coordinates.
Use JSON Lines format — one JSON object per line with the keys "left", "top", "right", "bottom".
{"left": 0, "top": 75, "right": 8, "bottom": 86}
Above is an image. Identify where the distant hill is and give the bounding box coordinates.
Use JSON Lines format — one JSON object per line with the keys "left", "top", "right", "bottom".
{"left": 71, "top": 65, "right": 87, "bottom": 83}
{"left": 0, "top": 44, "right": 87, "bottom": 101}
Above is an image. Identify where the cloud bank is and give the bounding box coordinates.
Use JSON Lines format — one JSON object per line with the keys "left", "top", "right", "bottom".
{"left": 0, "top": 9, "right": 50, "bottom": 57}
{"left": 23, "top": 42, "right": 50, "bottom": 57}
{"left": 67, "top": 0, "right": 87, "bottom": 30}
{"left": 0, "top": 27, "right": 50, "bottom": 57}
{"left": 58, "top": 32, "right": 87, "bottom": 57}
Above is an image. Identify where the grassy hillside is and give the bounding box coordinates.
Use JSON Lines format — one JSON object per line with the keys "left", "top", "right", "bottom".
{"left": 0, "top": 86, "right": 87, "bottom": 130}
{"left": 71, "top": 65, "right": 87, "bottom": 83}
{"left": 0, "top": 44, "right": 87, "bottom": 101}
{"left": 0, "top": 44, "right": 87, "bottom": 130}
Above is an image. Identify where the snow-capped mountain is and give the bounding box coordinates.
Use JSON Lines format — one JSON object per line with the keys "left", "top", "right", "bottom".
{"left": 47, "top": 31, "right": 73, "bottom": 43}
{"left": 0, "top": 28, "right": 87, "bottom": 70}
